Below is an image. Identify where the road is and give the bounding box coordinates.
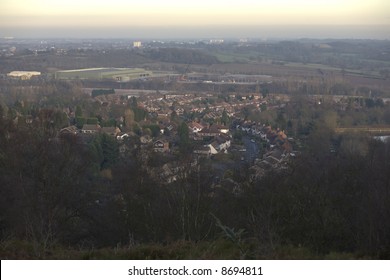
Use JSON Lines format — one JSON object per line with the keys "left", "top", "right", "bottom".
{"left": 241, "top": 136, "right": 260, "bottom": 164}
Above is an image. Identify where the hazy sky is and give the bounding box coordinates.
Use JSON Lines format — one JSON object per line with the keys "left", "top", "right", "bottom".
{"left": 1, "top": 0, "right": 389, "bottom": 39}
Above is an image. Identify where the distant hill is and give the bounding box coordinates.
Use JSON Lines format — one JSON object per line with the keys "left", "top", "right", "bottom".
{"left": 146, "top": 48, "right": 220, "bottom": 64}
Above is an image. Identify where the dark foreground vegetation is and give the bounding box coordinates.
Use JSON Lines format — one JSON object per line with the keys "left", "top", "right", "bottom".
{"left": 1, "top": 101, "right": 389, "bottom": 259}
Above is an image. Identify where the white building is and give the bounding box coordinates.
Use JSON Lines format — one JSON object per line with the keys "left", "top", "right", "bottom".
{"left": 133, "top": 41, "right": 142, "bottom": 48}
{"left": 7, "top": 71, "right": 41, "bottom": 80}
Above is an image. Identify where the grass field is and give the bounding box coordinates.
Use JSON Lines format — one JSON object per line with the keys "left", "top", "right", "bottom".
{"left": 208, "top": 48, "right": 388, "bottom": 81}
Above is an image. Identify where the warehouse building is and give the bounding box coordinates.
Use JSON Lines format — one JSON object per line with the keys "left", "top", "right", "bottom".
{"left": 55, "top": 68, "right": 152, "bottom": 82}
{"left": 7, "top": 71, "right": 41, "bottom": 80}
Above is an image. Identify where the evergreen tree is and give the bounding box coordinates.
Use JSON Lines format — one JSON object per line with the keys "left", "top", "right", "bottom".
{"left": 178, "top": 122, "right": 190, "bottom": 154}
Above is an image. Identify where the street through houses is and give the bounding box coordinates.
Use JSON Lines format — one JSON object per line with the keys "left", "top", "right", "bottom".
{"left": 242, "top": 135, "right": 260, "bottom": 164}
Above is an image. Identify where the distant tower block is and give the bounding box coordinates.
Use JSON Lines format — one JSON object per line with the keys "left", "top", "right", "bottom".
{"left": 133, "top": 41, "right": 142, "bottom": 48}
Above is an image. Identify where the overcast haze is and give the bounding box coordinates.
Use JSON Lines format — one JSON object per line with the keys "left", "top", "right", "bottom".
{"left": 1, "top": 0, "right": 389, "bottom": 39}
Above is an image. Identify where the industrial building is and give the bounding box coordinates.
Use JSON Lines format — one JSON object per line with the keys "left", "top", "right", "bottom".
{"left": 55, "top": 68, "right": 152, "bottom": 82}
{"left": 7, "top": 71, "right": 41, "bottom": 80}
{"left": 133, "top": 41, "right": 142, "bottom": 48}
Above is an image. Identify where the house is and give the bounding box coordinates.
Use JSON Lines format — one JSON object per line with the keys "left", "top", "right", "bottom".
{"left": 116, "top": 132, "right": 130, "bottom": 141}
{"left": 175, "top": 108, "right": 184, "bottom": 115}
{"left": 153, "top": 139, "right": 170, "bottom": 152}
{"left": 262, "top": 148, "right": 287, "bottom": 167}
{"left": 210, "top": 124, "right": 229, "bottom": 134}
{"left": 157, "top": 162, "right": 189, "bottom": 184}
{"left": 157, "top": 109, "right": 172, "bottom": 118}
{"left": 215, "top": 134, "right": 231, "bottom": 151}
{"left": 198, "top": 126, "right": 220, "bottom": 138}
{"left": 188, "top": 122, "right": 204, "bottom": 133}
{"left": 59, "top": 125, "right": 78, "bottom": 135}
{"left": 207, "top": 134, "right": 231, "bottom": 153}
{"left": 219, "top": 127, "right": 230, "bottom": 134}
{"left": 193, "top": 145, "right": 212, "bottom": 157}
{"left": 81, "top": 124, "right": 100, "bottom": 134}
{"left": 205, "top": 143, "right": 219, "bottom": 155}
{"left": 159, "top": 122, "right": 176, "bottom": 135}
